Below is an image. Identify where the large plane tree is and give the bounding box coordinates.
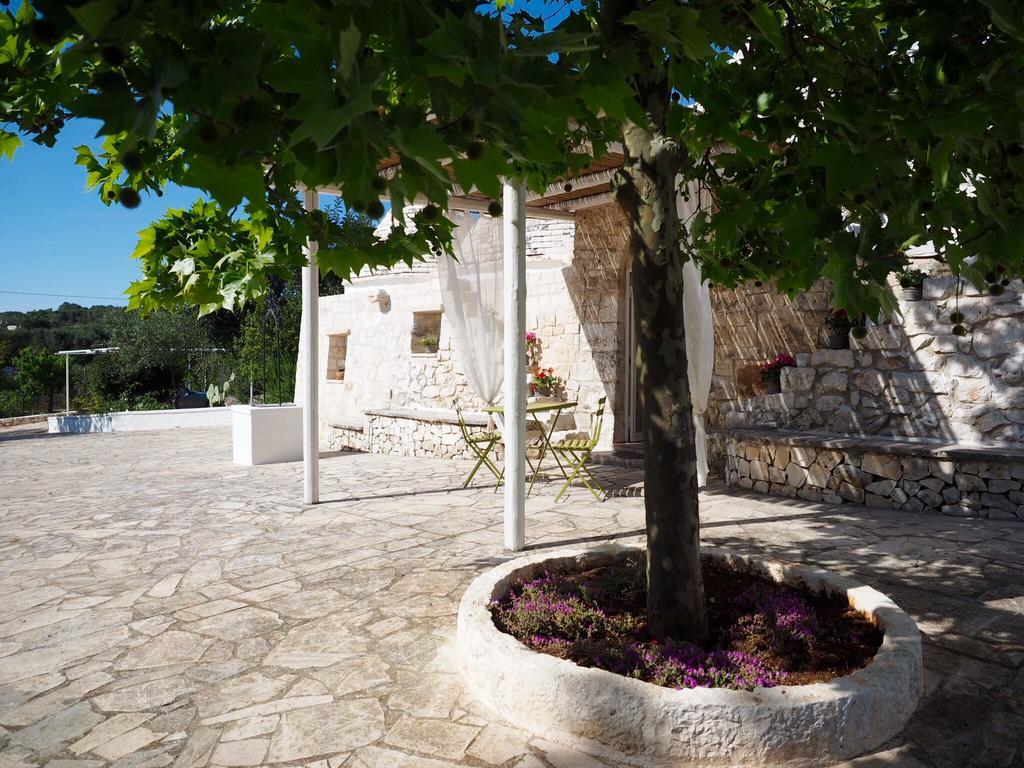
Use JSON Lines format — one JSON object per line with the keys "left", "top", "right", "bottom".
{"left": 3, "top": 0, "right": 1022, "bottom": 642}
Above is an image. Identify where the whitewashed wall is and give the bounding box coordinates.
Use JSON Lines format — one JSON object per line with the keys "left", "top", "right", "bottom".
{"left": 295, "top": 205, "right": 631, "bottom": 451}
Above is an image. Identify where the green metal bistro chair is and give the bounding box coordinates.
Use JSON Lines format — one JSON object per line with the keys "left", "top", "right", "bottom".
{"left": 550, "top": 396, "right": 607, "bottom": 502}
{"left": 454, "top": 401, "right": 503, "bottom": 488}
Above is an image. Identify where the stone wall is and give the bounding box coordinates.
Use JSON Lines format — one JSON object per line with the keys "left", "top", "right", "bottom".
{"left": 0, "top": 413, "right": 52, "bottom": 428}
{"left": 326, "top": 422, "right": 367, "bottom": 453}
{"left": 723, "top": 429, "right": 1024, "bottom": 520}
{"left": 299, "top": 203, "right": 630, "bottom": 451}
{"left": 709, "top": 260, "right": 1024, "bottom": 445}
{"left": 707, "top": 280, "right": 832, "bottom": 430}
{"left": 326, "top": 408, "right": 498, "bottom": 462}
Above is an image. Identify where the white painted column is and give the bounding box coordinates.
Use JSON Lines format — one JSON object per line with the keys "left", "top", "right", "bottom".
{"left": 301, "top": 189, "right": 321, "bottom": 505}
{"left": 502, "top": 180, "right": 527, "bottom": 551}
{"left": 64, "top": 355, "right": 70, "bottom": 414}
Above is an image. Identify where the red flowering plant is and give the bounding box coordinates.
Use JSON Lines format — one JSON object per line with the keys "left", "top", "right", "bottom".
{"left": 530, "top": 366, "right": 563, "bottom": 396}
{"left": 759, "top": 353, "right": 796, "bottom": 384}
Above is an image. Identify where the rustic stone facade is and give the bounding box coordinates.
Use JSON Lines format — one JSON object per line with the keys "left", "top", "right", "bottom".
{"left": 329, "top": 409, "right": 482, "bottom": 460}
{"left": 327, "top": 408, "right": 491, "bottom": 461}
{"left": 709, "top": 260, "right": 1024, "bottom": 445}
{"left": 707, "top": 280, "right": 831, "bottom": 426}
{"left": 722, "top": 429, "right": 1024, "bottom": 520}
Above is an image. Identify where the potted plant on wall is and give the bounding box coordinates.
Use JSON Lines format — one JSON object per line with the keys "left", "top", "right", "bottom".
{"left": 418, "top": 333, "right": 439, "bottom": 354}
{"left": 896, "top": 267, "right": 928, "bottom": 300}
{"left": 760, "top": 353, "right": 796, "bottom": 395}
{"left": 822, "top": 309, "right": 853, "bottom": 349}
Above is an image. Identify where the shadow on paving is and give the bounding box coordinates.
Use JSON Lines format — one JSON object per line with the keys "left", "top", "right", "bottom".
{"left": 0, "top": 426, "right": 70, "bottom": 444}
{"left": 696, "top": 487, "right": 1024, "bottom": 768}
{"left": 451, "top": 466, "right": 1024, "bottom": 768}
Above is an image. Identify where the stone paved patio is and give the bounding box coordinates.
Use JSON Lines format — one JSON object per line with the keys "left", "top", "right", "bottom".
{"left": 1, "top": 426, "right": 1022, "bottom": 768}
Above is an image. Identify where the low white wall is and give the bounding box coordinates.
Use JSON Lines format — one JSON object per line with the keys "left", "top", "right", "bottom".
{"left": 48, "top": 407, "right": 232, "bottom": 434}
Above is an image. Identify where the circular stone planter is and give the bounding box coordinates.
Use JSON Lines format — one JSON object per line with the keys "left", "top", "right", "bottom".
{"left": 457, "top": 545, "right": 922, "bottom": 767}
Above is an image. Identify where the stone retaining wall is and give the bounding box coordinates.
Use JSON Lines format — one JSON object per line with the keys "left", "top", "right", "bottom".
{"left": 0, "top": 413, "right": 53, "bottom": 428}
{"left": 721, "top": 430, "right": 1024, "bottom": 520}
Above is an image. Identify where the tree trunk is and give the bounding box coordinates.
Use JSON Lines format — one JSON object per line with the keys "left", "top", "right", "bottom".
{"left": 610, "top": 15, "right": 709, "bottom": 644}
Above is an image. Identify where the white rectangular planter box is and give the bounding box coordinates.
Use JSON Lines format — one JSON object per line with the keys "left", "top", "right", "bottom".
{"left": 232, "top": 404, "right": 304, "bottom": 465}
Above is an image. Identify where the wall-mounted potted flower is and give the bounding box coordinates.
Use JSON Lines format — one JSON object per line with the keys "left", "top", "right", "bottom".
{"left": 760, "top": 353, "right": 796, "bottom": 394}
{"left": 896, "top": 267, "right": 928, "bottom": 301}
{"left": 823, "top": 308, "right": 853, "bottom": 349}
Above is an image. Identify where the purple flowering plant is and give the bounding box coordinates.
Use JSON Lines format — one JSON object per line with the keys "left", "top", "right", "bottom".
{"left": 490, "top": 557, "right": 853, "bottom": 691}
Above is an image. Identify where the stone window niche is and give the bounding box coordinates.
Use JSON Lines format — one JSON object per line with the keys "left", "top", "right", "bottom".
{"left": 411, "top": 310, "right": 442, "bottom": 356}
{"left": 326, "top": 332, "right": 349, "bottom": 381}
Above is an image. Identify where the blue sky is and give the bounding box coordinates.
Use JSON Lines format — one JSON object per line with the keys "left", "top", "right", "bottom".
{"left": 0, "top": 119, "right": 201, "bottom": 312}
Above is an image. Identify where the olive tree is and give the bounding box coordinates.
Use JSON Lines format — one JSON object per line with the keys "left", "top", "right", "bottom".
{"left": 3, "top": 0, "right": 1022, "bottom": 641}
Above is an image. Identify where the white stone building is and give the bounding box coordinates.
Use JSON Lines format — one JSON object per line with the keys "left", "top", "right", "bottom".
{"left": 294, "top": 190, "right": 1024, "bottom": 518}
{"left": 296, "top": 202, "right": 641, "bottom": 459}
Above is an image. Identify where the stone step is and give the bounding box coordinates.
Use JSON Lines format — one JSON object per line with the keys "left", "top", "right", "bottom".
{"left": 590, "top": 447, "right": 645, "bottom": 469}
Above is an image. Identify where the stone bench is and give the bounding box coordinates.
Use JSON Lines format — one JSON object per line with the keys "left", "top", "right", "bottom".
{"left": 326, "top": 405, "right": 587, "bottom": 462}
{"left": 327, "top": 418, "right": 367, "bottom": 452}
{"left": 365, "top": 407, "right": 488, "bottom": 427}
{"left": 327, "top": 407, "right": 490, "bottom": 460}
{"left": 713, "top": 428, "right": 1024, "bottom": 520}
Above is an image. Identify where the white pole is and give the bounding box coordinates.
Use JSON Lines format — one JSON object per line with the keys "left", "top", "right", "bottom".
{"left": 301, "top": 189, "right": 321, "bottom": 505}
{"left": 502, "top": 180, "right": 527, "bottom": 551}
{"left": 64, "top": 355, "right": 70, "bottom": 415}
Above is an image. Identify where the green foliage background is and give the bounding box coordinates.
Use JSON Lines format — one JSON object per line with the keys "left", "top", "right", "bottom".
{"left": 0, "top": 201, "right": 372, "bottom": 417}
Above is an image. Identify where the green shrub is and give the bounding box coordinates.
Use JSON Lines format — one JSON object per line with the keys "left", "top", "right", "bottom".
{"left": 0, "top": 390, "right": 22, "bottom": 419}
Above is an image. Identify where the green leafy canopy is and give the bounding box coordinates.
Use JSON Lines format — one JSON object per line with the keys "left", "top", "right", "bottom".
{"left": 2, "top": 0, "right": 1023, "bottom": 317}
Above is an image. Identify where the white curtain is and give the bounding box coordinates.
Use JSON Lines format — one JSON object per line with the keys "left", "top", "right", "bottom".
{"left": 437, "top": 213, "right": 504, "bottom": 405}
{"left": 677, "top": 181, "right": 715, "bottom": 486}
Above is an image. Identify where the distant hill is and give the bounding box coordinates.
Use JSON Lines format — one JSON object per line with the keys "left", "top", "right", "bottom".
{"left": 0, "top": 303, "right": 126, "bottom": 360}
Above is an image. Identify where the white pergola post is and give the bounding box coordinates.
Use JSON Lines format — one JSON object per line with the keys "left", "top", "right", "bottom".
{"left": 64, "top": 354, "right": 70, "bottom": 414}
{"left": 502, "top": 180, "right": 527, "bottom": 551}
{"left": 301, "top": 189, "right": 321, "bottom": 505}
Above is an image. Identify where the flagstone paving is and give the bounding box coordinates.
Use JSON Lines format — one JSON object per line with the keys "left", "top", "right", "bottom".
{"left": 1, "top": 426, "right": 1022, "bottom": 768}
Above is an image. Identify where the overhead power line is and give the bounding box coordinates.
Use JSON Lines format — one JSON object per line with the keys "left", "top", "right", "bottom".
{"left": 0, "top": 290, "right": 129, "bottom": 302}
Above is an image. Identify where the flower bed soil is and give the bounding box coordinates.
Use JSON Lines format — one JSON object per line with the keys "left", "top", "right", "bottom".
{"left": 490, "top": 554, "right": 882, "bottom": 691}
